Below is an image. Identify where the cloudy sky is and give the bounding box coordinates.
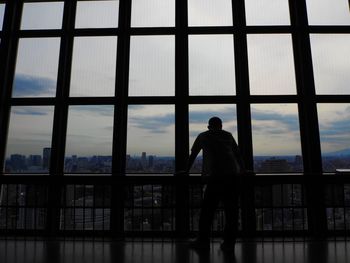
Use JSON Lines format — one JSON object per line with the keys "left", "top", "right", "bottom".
{"left": 3, "top": 0, "right": 350, "bottom": 159}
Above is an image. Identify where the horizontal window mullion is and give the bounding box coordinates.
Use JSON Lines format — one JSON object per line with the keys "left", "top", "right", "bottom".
{"left": 249, "top": 95, "right": 300, "bottom": 103}
{"left": 127, "top": 97, "right": 176, "bottom": 104}
{"left": 316, "top": 95, "right": 350, "bottom": 103}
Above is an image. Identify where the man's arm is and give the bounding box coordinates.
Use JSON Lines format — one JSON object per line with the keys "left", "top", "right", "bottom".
{"left": 187, "top": 135, "right": 202, "bottom": 172}
{"left": 188, "top": 148, "right": 200, "bottom": 171}
{"left": 232, "top": 138, "right": 246, "bottom": 173}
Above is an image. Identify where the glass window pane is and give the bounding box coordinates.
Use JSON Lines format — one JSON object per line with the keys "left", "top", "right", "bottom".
{"left": 129, "top": 36, "right": 174, "bottom": 96}
{"left": 251, "top": 104, "right": 303, "bottom": 173}
{"left": 4, "top": 106, "right": 54, "bottom": 173}
{"left": 0, "top": 4, "right": 5, "bottom": 30}
{"left": 21, "top": 2, "right": 64, "bottom": 30}
{"left": 189, "top": 35, "right": 235, "bottom": 96}
{"left": 318, "top": 104, "right": 350, "bottom": 172}
{"left": 310, "top": 34, "right": 350, "bottom": 95}
{"left": 75, "top": 0, "right": 119, "bottom": 28}
{"left": 70, "top": 37, "right": 117, "bottom": 97}
{"left": 188, "top": 0, "right": 233, "bottom": 26}
{"left": 65, "top": 106, "right": 114, "bottom": 173}
{"left": 247, "top": 34, "right": 296, "bottom": 95}
{"left": 306, "top": 0, "right": 350, "bottom": 25}
{"left": 189, "top": 104, "right": 237, "bottom": 174}
{"left": 245, "top": 0, "right": 290, "bottom": 25}
{"left": 126, "top": 105, "right": 175, "bottom": 174}
{"left": 13, "top": 38, "right": 61, "bottom": 97}
{"left": 131, "top": 0, "right": 175, "bottom": 27}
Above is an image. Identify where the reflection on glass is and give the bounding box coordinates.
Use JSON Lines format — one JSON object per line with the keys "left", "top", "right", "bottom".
{"left": 124, "top": 185, "right": 175, "bottom": 231}
{"left": 131, "top": 0, "right": 174, "bottom": 27}
{"left": 189, "top": 35, "right": 235, "bottom": 95}
{"left": 126, "top": 105, "right": 175, "bottom": 173}
{"left": 0, "top": 4, "right": 5, "bottom": 30}
{"left": 0, "top": 185, "right": 48, "bottom": 230}
{"left": 65, "top": 106, "right": 114, "bottom": 173}
{"left": 60, "top": 185, "right": 111, "bottom": 230}
{"left": 70, "top": 37, "right": 117, "bottom": 97}
{"left": 21, "top": 2, "right": 64, "bottom": 30}
{"left": 245, "top": 0, "right": 290, "bottom": 25}
{"left": 189, "top": 104, "right": 237, "bottom": 173}
{"left": 188, "top": 0, "right": 233, "bottom": 26}
{"left": 318, "top": 104, "right": 350, "bottom": 172}
{"left": 4, "top": 106, "right": 54, "bottom": 173}
{"left": 311, "top": 34, "right": 350, "bottom": 95}
{"left": 306, "top": 0, "right": 350, "bottom": 25}
{"left": 251, "top": 104, "right": 303, "bottom": 173}
{"left": 13, "top": 38, "right": 60, "bottom": 97}
{"left": 247, "top": 34, "right": 296, "bottom": 95}
{"left": 75, "top": 0, "right": 119, "bottom": 28}
{"left": 129, "top": 36, "right": 174, "bottom": 96}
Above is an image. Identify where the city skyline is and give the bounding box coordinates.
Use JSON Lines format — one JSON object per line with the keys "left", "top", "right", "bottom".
{"left": 1, "top": 1, "right": 350, "bottom": 167}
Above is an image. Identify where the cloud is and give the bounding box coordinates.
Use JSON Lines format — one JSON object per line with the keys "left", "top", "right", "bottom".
{"left": 129, "top": 113, "right": 174, "bottom": 133}
{"left": 189, "top": 107, "right": 236, "bottom": 123}
{"left": 319, "top": 119, "right": 350, "bottom": 145}
{"left": 13, "top": 74, "right": 56, "bottom": 97}
{"left": 251, "top": 108, "right": 299, "bottom": 132}
{"left": 70, "top": 105, "right": 114, "bottom": 117}
{"left": 13, "top": 108, "right": 48, "bottom": 116}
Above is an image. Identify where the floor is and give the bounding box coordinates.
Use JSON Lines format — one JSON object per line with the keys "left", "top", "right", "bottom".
{"left": 0, "top": 239, "right": 349, "bottom": 263}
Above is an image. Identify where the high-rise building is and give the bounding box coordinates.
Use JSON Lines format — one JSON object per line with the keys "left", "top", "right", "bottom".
{"left": 42, "top": 147, "right": 51, "bottom": 170}
{"left": 10, "top": 154, "right": 26, "bottom": 172}
{"left": 29, "top": 155, "right": 42, "bottom": 167}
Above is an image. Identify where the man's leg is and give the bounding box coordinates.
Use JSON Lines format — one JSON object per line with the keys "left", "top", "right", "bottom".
{"left": 222, "top": 183, "right": 239, "bottom": 244}
{"left": 197, "top": 183, "right": 220, "bottom": 241}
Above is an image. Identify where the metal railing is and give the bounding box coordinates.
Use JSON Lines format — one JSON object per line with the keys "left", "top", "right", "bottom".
{"left": 0, "top": 174, "right": 350, "bottom": 238}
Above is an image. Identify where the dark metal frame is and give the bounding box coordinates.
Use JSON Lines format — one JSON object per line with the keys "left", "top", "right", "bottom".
{"left": 0, "top": 0, "right": 350, "bottom": 237}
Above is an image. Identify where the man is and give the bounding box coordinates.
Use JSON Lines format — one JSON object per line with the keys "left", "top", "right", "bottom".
{"left": 187, "top": 117, "right": 245, "bottom": 251}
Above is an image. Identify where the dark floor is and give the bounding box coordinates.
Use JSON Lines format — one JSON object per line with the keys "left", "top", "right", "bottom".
{"left": 0, "top": 238, "right": 349, "bottom": 263}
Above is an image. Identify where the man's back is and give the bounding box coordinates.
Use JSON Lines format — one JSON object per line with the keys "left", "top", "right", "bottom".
{"left": 192, "top": 129, "right": 241, "bottom": 176}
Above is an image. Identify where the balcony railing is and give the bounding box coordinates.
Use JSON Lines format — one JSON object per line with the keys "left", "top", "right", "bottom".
{"left": 0, "top": 174, "right": 350, "bottom": 238}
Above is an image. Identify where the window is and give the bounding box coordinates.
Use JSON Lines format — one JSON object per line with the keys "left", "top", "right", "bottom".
{"left": 75, "top": 0, "right": 119, "bottom": 28}
{"left": 0, "top": 3, "right": 5, "bottom": 30}
{"left": 65, "top": 106, "right": 114, "bottom": 174}
{"left": 20, "top": 2, "right": 64, "bottom": 30}
{"left": 13, "top": 38, "right": 60, "bottom": 98}
{"left": 311, "top": 34, "right": 350, "bottom": 95}
{"left": 126, "top": 105, "right": 175, "bottom": 174}
{"left": 189, "top": 35, "right": 235, "bottom": 96}
{"left": 129, "top": 36, "right": 175, "bottom": 97}
{"left": 4, "top": 106, "right": 54, "bottom": 173}
{"left": 245, "top": 0, "right": 290, "bottom": 25}
{"left": 188, "top": 0, "right": 233, "bottom": 26}
{"left": 306, "top": 0, "right": 350, "bottom": 25}
{"left": 189, "top": 104, "right": 237, "bottom": 174}
{"left": 251, "top": 104, "right": 303, "bottom": 173}
{"left": 318, "top": 104, "right": 350, "bottom": 172}
{"left": 131, "top": 0, "right": 175, "bottom": 27}
{"left": 247, "top": 34, "right": 296, "bottom": 95}
{"left": 70, "top": 37, "right": 117, "bottom": 97}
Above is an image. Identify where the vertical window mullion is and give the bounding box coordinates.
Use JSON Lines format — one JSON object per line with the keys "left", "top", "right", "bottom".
{"left": 289, "top": 0, "right": 327, "bottom": 237}
{"left": 232, "top": 0, "right": 255, "bottom": 237}
{"left": 0, "top": 1, "right": 22, "bottom": 174}
{"left": 174, "top": 0, "right": 189, "bottom": 236}
{"left": 47, "top": 0, "right": 76, "bottom": 236}
{"left": 110, "top": 0, "right": 132, "bottom": 236}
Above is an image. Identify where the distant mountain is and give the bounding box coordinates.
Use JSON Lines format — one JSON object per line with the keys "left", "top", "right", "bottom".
{"left": 324, "top": 148, "right": 350, "bottom": 157}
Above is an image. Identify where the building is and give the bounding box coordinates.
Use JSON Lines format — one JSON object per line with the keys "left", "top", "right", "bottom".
{"left": 0, "top": 0, "right": 349, "bottom": 242}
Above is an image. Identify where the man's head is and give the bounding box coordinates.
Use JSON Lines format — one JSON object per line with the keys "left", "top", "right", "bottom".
{"left": 208, "top": 117, "right": 222, "bottom": 130}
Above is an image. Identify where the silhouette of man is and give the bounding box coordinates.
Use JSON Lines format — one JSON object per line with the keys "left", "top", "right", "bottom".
{"left": 187, "top": 117, "right": 245, "bottom": 251}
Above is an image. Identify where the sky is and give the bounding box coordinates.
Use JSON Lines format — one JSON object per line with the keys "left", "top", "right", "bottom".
{"left": 2, "top": 0, "right": 350, "bottom": 158}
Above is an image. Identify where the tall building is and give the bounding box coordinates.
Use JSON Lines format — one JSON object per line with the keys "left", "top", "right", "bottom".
{"left": 42, "top": 147, "right": 51, "bottom": 170}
